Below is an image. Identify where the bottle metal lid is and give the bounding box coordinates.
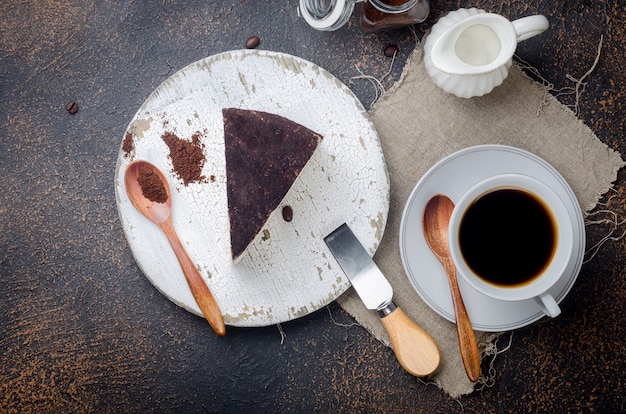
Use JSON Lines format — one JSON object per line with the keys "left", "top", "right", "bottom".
{"left": 299, "top": 0, "right": 355, "bottom": 31}
{"left": 369, "top": 0, "right": 417, "bottom": 14}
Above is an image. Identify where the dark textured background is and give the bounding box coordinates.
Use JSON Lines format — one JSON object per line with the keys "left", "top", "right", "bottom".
{"left": 1, "top": 1, "right": 624, "bottom": 412}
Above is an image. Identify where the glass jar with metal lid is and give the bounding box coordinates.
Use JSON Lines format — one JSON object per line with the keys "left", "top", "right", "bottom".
{"left": 299, "top": 0, "right": 429, "bottom": 32}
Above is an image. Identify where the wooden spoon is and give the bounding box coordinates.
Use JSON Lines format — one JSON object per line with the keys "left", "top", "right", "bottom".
{"left": 124, "top": 160, "right": 226, "bottom": 336}
{"left": 423, "top": 194, "right": 480, "bottom": 382}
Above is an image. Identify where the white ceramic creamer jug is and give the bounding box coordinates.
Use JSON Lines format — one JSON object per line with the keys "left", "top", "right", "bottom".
{"left": 424, "top": 8, "right": 549, "bottom": 98}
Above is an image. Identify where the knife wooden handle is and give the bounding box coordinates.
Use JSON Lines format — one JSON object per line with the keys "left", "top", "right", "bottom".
{"left": 380, "top": 305, "right": 440, "bottom": 377}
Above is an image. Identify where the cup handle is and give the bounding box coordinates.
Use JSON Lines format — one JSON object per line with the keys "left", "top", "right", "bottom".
{"left": 512, "top": 15, "right": 549, "bottom": 42}
{"left": 533, "top": 292, "right": 561, "bottom": 318}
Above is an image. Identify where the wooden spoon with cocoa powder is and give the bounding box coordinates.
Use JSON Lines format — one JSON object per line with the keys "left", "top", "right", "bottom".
{"left": 124, "top": 160, "right": 225, "bottom": 336}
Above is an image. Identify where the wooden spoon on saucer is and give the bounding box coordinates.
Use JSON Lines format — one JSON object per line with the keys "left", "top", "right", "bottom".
{"left": 423, "top": 194, "right": 480, "bottom": 382}
{"left": 124, "top": 160, "right": 226, "bottom": 336}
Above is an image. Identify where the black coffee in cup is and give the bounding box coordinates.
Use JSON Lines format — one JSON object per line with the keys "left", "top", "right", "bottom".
{"left": 458, "top": 188, "right": 557, "bottom": 287}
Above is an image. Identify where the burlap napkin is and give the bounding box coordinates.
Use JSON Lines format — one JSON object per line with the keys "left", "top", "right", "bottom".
{"left": 337, "top": 47, "right": 624, "bottom": 397}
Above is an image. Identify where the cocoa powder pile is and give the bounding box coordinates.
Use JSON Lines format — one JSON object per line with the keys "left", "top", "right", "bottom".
{"left": 123, "top": 132, "right": 134, "bottom": 158}
{"left": 138, "top": 166, "right": 168, "bottom": 203}
{"left": 162, "top": 131, "right": 206, "bottom": 185}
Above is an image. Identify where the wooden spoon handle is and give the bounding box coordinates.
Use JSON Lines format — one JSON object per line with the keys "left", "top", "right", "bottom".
{"left": 379, "top": 305, "right": 440, "bottom": 377}
{"left": 161, "top": 220, "right": 226, "bottom": 336}
{"left": 443, "top": 259, "right": 480, "bottom": 382}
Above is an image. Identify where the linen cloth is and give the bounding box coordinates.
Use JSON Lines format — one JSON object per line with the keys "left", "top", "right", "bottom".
{"left": 337, "top": 47, "right": 625, "bottom": 397}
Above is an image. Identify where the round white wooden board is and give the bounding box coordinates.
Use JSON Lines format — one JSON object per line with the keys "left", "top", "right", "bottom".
{"left": 114, "top": 50, "right": 389, "bottom": 327}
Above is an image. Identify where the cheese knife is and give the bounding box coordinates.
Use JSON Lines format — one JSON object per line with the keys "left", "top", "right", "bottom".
{"left": 324, "top": 223, "right": 440, "bottom": 377}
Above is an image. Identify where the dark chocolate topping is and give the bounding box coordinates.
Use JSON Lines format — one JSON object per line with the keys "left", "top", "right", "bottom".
{"left": 223, "top": 108, "right": 323, "bottom": 262}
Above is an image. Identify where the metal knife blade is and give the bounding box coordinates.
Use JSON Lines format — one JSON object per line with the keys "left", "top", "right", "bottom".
{"left": 323, "top": 223, "right": 392, "bottom": 311}
{"left": 324, "top": 223, "right": 441, "bottom": 377}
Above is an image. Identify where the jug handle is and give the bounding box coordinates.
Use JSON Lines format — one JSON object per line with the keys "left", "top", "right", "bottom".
{"left": 512, "top": 15, "right": 549, "bottom": 42}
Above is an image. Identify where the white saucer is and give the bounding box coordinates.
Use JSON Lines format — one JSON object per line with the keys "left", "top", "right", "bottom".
{"left": 399, "top": 145, "right": 585, "bottom": 332}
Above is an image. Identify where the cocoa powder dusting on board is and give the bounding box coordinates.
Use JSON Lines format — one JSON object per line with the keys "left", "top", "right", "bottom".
{"left": 137, "top": 166, "right": 168, "bottom": 203}
{"left": 122, "top": 132, "right": 134, "bottom": 158}
{"left": 162, "top": 131, "right": 206, "bottom": 185}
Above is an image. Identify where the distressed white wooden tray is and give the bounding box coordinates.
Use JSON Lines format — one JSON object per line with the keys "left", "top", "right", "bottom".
{"left": 114, "top": 50, "right": 389, "bottom": 327}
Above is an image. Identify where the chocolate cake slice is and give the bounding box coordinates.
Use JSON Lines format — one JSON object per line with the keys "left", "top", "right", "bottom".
{"left": 223, "top": 108, "right": 323, "bottom": 264}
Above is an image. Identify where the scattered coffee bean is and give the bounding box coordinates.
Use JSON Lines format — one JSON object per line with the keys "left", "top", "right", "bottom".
{"left": 66, "top": 101, "right": 79, "bottom": 114}
{"left": 246, "top": 35, "right": 260, "bottom": 49}
{"left": 282, "top": 205, "right": 293, "bottom": 222}
{"left": 384, "top": 44, "right": 399, "bottom": 58}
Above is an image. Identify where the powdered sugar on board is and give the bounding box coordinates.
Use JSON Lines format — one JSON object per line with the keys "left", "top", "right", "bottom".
{"left": 114, "top": 50, "right": 389, "bottom": 327}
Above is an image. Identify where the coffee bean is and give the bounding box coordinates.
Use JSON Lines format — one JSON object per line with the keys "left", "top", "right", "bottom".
{"left": 282, "top": 205, "right": 293, "bottom": 222}
{"left": 384, "top": 44, "right": 399, "bottom": 58}
{"left": 66, "top": 101, "right": 78, "bottom": 114}
{"left": 246, "top": 36, "right": 260, "bottom": 49}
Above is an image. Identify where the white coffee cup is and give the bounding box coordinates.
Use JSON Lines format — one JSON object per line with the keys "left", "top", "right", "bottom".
{"left": 448, "top": 174, "right": 574, "bottom": 318}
